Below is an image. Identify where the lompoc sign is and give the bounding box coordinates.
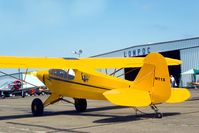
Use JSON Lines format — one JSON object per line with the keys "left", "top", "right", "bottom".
{"left": 124, "top": 47, "right": 151, "bottom": 57}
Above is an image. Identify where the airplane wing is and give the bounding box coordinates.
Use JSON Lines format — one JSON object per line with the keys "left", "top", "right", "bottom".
{"left": 0, "top": 56, "right": 80, "bottom": 69}
{"left": 79, "top": 57, "right": 181, "bottom": 68}
{"left": 0, "top": 56, "right": 181, "bottom": 69}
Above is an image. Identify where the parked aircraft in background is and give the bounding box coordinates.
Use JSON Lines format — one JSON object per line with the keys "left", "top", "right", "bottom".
{"left": 0, "top": 73, "right": 46, "bottom": 98}
{"left": 0, "top": 79, "right": 22, "bottom": 98}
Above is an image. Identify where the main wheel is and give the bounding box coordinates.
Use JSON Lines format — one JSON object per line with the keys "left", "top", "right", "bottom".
{"left": 74, "top": 99, "right": 87, "bottom": 112}
{"left": 31, "top": 98, "right": 44, "bottom": 116}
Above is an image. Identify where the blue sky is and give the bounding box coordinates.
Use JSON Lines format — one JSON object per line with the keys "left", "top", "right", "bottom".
{"left": 0, "top": 0, "right": 199, "bottom": 58}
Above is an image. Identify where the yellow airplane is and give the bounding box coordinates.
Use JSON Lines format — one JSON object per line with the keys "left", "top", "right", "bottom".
{"left": 0, "top": 52, "right": 190, "bottom": 118}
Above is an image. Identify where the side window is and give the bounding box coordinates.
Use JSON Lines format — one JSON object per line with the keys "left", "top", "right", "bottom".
{"left": 67, "top": 69, "right": 75, "bottom": 80}
{"left": 49, "top": 69, "right": 75, "bottom": 80}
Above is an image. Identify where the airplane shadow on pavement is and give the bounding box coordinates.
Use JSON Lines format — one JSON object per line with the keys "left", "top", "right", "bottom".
{"left": 0, "top": 105, "right": 182, "bottom": 123}
{"left": 93, "top": 112, "right": 181, "bottom": 123}
{"left": 7, "top": 121, "right": 89, "bottom": 133}
{"left": 4, "top": 112, "right": 180, "bottom": 133}
{"left": 1, "top": 106, "right": 183, "bottom": 133}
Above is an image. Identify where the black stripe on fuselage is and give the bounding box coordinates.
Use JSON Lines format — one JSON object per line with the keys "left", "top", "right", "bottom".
{"left": 48, "top": 76, "right": 111, "bottom": 91}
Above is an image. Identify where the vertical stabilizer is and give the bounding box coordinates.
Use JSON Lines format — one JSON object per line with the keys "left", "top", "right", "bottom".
{"left": 134, "top": 53, "right": 171, "bottom": 104}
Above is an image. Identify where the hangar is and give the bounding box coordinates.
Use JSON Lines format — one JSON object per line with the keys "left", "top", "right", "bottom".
{"left": 93, "top": 37, "right": 199, "bottom": 87}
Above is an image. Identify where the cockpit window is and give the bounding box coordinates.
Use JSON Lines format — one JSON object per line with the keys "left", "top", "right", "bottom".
{"left": 49, "top": 69, "right": 75, "bottom": 80}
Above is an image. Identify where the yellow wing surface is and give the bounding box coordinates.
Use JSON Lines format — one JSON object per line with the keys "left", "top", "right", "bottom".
{"left": 103, "top": 88, "right": 151, "bottom": 107}
{"left": 0, "top": 56, "right": 181, "bottom": 69}
{"left": 166, "top": 88, "right": 190, "bottom": 103}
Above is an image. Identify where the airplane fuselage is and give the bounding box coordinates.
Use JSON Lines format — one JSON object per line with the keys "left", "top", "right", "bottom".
{"left": 36, "top": 69, "right": 133, "bottom": 100}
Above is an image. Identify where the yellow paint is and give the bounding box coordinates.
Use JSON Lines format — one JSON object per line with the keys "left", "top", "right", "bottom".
{"left": 43, "top": 93, "right": 60, "bottom": 107}
{"left": 0, "top": 52, "right": 190, "bottom": 108}
{"left": 0, "top": 56, "right": 181, "bottom": 69}
{"left": 36, "top": 69, "right": 132, "bottom": 101}
{"left": 137, "top": 53, "right": 171, "bottom": 104}
{"left": 166, "top": 88, "right": 191, "bottom": 103}
{"left": 103, "top": 88, "right": 151, "bottom": 107}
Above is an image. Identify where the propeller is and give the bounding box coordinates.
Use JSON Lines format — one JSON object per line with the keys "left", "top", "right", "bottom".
{"left": 13, "top": 80, "right": 22, "bottom": 90}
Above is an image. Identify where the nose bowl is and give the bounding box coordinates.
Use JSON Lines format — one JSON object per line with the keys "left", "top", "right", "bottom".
{"left": 29, "top": 71, "right": 44, "bottom": 82}
{"left": 36, "top": 71, "right": 44, "bottom": 83}
{"left": 35, "top": 70, "right": 47, "bottom": 83}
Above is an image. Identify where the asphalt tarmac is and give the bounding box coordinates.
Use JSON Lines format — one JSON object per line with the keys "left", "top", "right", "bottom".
{"left": 0, "top": 89, "right": 199, "bottom": 133}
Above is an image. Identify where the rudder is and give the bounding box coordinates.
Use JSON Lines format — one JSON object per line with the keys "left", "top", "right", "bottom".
{"left": 134, "top": 53, "right": 171, "bottom": 104}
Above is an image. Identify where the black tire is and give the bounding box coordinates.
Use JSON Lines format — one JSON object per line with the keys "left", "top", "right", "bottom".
{"left": 31, "top": 98, "right": 44, "bottom": 116}
{"left": 74, "top": 99, "right": 87, "bottom": 112}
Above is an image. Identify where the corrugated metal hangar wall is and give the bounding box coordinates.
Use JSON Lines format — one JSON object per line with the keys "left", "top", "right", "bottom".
{"left": 93, "top": 37, "right": 199, "bottom": 87}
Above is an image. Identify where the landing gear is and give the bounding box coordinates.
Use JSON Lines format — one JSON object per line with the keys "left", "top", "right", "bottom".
{"left": 1, "top": 94, "right": 5, "bottom": 99}
{"left": 1, "top": 92, "right": 5, "bottom": 99}
{"left": 151, "top": 104, "right": 163, "bottom": 118}
{"left": 31, "top": 98, "right": 44, "bottom": 116}
{"left": 21, "top": 91, "right": 25, "bottom": 98}
{"left": 74, "top": 98, "right": 87, "bottom": 112}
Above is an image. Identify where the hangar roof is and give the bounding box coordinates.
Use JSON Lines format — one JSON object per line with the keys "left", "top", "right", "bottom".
{"left": 93, "top": 37, "right": 199, "bottom": 57}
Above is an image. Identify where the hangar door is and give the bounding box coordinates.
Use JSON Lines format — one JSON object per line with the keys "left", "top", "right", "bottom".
{"left": 125, "top": 50, "right": 181, "bottom": 86}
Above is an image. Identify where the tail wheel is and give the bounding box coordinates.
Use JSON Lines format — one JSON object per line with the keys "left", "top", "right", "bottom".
{"left": 155, "top": 112, "right": 163, "bottom": 118}
{"left": 31, "top": 98, "right": 44, "bottom": 116}
{"left": 74, "top": 98, "right": 87, "bottom": 112}
{"left": 151, "top": 105, "right": 163, "bottom": 119}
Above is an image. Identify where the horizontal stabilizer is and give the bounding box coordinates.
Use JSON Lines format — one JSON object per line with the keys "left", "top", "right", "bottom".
{"left": 103, "top": 88, "right": 151, "bottom": 107}
{"left": 166, "top": 88, "right": 190, "bottom": 103}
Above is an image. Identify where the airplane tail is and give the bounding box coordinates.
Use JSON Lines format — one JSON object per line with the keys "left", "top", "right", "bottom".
{"left": 103, "top": 52, "right": 190, "bottom": 107}
{"left": 133, "top": 52, "right": 171, "bottom": 104}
